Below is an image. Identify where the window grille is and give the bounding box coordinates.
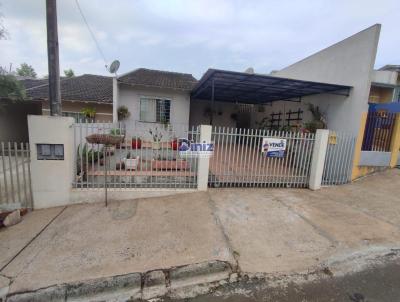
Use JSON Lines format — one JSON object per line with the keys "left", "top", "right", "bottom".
{"left": 140, "top": 97, "right": 171, "bottom": 123}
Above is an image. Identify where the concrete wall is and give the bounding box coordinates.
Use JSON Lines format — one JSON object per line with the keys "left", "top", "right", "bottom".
{"left": 274, "top": 24, "right": 381, "bottom": 136}
{"left": 28, "top": 115, "right": 75, "bottom": 209}
{"left": 189, "top": 99, "right": 317, "bottom": 131}
{"left": 189, "top": 100, "right": 238, "bottom": 128}
{"left": 372, "top": 70, "right": 398, "bottom": 86}
{"left": 359, "top": 151, "right": 391, "bottom": 166}
{"left": 0, "top": 100, "right": 42, "bottom": 142}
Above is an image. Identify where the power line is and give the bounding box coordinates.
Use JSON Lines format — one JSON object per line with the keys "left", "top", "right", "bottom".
{"left": 74, "top": 0, "right": 108, "bottom": 69}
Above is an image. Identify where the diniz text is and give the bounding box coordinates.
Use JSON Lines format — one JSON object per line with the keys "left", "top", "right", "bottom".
{"left": 178, "top": 139, "right": 214, "bottom": 158}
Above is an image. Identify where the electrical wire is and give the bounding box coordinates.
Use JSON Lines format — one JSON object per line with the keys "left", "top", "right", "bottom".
{"left": 74, "top": 0, "right": 108, "bottom": 70}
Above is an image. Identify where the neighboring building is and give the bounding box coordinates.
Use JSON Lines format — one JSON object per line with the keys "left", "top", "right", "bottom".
{"left": 0, "top": 98, "right": 42, "bottom": 142}
{"left": 368, "top": 65, "right": 400, "bottom": 112}
{"left": 21, "top": 74, "right": 113, "bottom": 122}
{"left": 114, "top": 68, "right": 197, "bottom": 138}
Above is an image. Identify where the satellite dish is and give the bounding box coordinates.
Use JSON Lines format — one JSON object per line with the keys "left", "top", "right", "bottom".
{"left": 244, "top": 67, "right": 254, "bottom": 74}
{"left": 108, "top": 60, "right": 120, "bottom": 74}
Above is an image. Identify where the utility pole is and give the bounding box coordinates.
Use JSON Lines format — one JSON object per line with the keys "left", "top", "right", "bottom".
{"left": 46, "top": 0, "right": 62, "bottom": 115}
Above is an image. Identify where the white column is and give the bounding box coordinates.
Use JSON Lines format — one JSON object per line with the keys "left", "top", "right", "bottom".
{"left": 28, "top": 115, "right": 75, "bottom": 208}
{"left": 112, "top": 77, "right": 118, "bottom": 123}
{"left": 197, "top": 125, "right": 212, "bottom": 191}
{"left": 309, "top": 129, "right": 329, "bottom": 190}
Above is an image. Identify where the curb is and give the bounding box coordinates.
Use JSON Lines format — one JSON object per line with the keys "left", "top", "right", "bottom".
{"left": 5, "top": 260, "right": 235, "bottom": 301}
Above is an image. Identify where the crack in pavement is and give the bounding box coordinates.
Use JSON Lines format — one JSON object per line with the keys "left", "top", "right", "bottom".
{"left": 274, "top": 197, "right": 339, "bottom": 247}
{"left": 206, "top": 192, "right": 241, "bottom": 273}
{"left": 0, "top": 206, "right": 68, "bottom": 274}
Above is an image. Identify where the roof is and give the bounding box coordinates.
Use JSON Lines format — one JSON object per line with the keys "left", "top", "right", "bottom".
{"left": 379, "top": 65, "right": 400, "bottom": 72}
{"left": 118, "top": 68, "right": 197, "bottom": 91}
{"left": 19, "top": 78, "right": 48, "bottom": 90}
{"left": 23, "top": 74, "right": 113, "bottom": 104}
{"left": 191, "top": 69, "right": 352, "bottom": 104}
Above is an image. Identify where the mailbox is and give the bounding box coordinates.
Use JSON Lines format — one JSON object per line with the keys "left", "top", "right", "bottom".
{"left": 37, "top": 144, "right": 64, "bottom": 160}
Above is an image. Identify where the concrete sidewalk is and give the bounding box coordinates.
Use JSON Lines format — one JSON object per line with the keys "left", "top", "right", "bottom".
{"left": 1, "top": 169, "right": 400, "bottom": 301}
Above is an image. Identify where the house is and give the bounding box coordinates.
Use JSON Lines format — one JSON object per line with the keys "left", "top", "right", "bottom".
{"left": 20, "top": 24, "right": 388, "bottom": 139}
{"left": 113, "top": 68, "right": 197, "bottom": 138}
{"left": 188, "top": 24, "right": 383, "bottom": 136}
{"left": 367, "top": 65, "right": 400, "bottom": 113}
{"left": 21, "top": 74, "right": 113, "bottom": 122}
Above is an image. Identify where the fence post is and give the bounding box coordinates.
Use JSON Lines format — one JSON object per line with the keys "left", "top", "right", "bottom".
{"left": 197, "top": 125, "right": 212, "bottom": 191}
{"left": 309, "top": 129, "right": 329, "bottom": 190}
{"left": 28, "top": 115, "right": 75, "bottom": 209}
{"left": 351, "top": 112, "right": 368, "bottom": 180}
{"left": 112, "top": 77, "right": 118, "bottom": 123}
{"left": 389, "top": 113, "right": 400, "bottom": 168}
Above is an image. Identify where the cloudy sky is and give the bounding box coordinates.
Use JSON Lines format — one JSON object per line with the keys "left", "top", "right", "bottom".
{"left": 0, "top": 0, "right": 399, "bottom": 79}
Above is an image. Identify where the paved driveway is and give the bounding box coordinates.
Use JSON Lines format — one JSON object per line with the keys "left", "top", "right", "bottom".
{"left": 1, "top": 169, "right": 399, "bottom": 299}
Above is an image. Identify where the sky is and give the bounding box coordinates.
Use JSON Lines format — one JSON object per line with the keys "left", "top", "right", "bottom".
{"left": 0, "top": 0, "right": 399, "bottom": 79}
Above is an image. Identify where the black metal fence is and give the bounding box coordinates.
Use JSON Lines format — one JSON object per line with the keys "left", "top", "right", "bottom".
{"left": 362, "top": 112, "right": 396, "bottom": 152}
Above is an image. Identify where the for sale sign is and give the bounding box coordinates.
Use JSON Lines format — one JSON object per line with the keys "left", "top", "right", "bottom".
{"left": 261, "top": 138, "right": 286, "bottom": 158}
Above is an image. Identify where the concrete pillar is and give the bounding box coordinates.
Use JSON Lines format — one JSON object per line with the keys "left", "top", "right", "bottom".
{"left": 28, "top": 115, "right": 75, "bottom": 209}
{"left": 112, "top": 77, "right": 118, "bottom": 123}
{"left": 197, "top": 125, "right": 212, "bottom": 191}
{"left": 351, "top": 112, "right": 368, "bottom": 180}
{"left": 389, "top": 113, "right": 400, "bottom": 168}
{"left": 309, "top": 129, "right": 329, "bottom": 190}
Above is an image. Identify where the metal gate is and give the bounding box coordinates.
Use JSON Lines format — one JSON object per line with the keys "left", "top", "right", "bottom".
{"left": 322, "top": 131, "right": 356, "bottom": 186}
{"left": 0, "top": 142, "right": 33, "bottom": 209}
{"left": 73, "top": 122, "right": 200, "bottom": 189}
{"left": 208, "top": 127, "right": 315, "bottom": 188}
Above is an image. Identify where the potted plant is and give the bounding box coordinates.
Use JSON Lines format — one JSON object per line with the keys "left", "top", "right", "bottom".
{"left": 171, "top": 137, "right": 179, "bottom": 150}
{"left": 131, "top": 136, "right": 142, "bottom": 149}
{"left": 110, "top": 128, "right": 125, "bottom": 148}
{"left": 117, "top": 106, "right": 130, "bottom": 121}
{"left": 149, "top": 127, "right": 163, "bottom": 149}
{"left": 81, "top": 107, "right": 96, "bottom": 122}
{"left": 123, "top": 152, "right": 140, "bottom": 170}
{"left": 307, "top": 103, "right": 327, "bottom": 131}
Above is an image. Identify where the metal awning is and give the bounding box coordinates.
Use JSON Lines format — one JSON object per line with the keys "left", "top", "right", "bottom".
{"left": 191, "top": 69, "right": 352, "bottom": 103}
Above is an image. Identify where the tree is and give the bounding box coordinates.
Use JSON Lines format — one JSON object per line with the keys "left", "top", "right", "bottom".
{"left": 0, "top": 74, "right": 26, "bottom": 99}
{"left": 0, "top": 4, "right": 8, "bottom": 40}
{"left": 16, "top": 63, "right": 37, "bottom": 78}
{"left": 64, "top": 68, "right": 75, "bottom": 78}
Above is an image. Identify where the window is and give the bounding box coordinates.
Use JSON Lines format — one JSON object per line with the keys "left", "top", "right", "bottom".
{"left": 140, "top": 97, "right": 171, "bottom": 123}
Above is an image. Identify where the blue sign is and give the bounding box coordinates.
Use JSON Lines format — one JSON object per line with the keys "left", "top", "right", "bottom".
{"left": 261, "top": 138, "right": 286, "bottom": 158}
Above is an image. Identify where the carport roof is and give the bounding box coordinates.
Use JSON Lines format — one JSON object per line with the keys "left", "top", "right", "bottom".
{"left": 191, "top": 69, "right": 351, "bottom": 103}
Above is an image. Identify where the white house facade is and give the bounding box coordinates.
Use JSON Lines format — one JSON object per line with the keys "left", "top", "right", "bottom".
{"left": 113, "top": 68, "right": 197, "bottom": 139}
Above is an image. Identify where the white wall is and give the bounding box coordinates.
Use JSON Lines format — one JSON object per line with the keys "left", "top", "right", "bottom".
{"left": 118, "top": 84, "right": 191, "bottom": 139}
{"left": 371, "top": 70, "right": 398, "bottom": 86}
{"left": 189, "top": 99, "right": 238, "bottom": 128}
{"left": 274, "top": 24, "right": 381, "bottom": 135}
{"left": 28, "top": 115, "right": 75, "bottom": 209}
